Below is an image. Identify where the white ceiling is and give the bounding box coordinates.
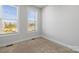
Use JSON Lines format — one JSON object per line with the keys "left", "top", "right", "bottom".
{"left": 34, "top": 5, "right": 46, "bottom": 8}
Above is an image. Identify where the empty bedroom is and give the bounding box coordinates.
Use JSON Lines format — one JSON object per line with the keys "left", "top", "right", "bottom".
{"left": 0, "top": 5, "right": 79, "bottom": 53}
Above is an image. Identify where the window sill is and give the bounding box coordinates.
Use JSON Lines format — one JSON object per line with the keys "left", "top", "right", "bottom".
{"left": 0, "top": 32, "right": 18, "bottom": 37}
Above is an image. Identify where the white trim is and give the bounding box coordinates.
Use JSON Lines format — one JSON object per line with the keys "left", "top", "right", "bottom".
{"left": 0, "top": 32, "right": 18, "bottom": 37}
{"left": 42, "top": 35, "right": 79, "bottom": 52}
{"left": 0, "top": 5, "right": 19, "bottom": 36}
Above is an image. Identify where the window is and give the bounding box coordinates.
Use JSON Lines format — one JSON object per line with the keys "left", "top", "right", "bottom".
{"left": 27, "top": 8, "right": 38, "bottom": 32}
{"left": 0, "top": 5, "right": 18, "bottom": 34}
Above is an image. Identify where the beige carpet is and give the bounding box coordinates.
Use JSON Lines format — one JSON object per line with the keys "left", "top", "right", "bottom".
{"left": 0, "top": 37, "right": 77, "bottom": 53}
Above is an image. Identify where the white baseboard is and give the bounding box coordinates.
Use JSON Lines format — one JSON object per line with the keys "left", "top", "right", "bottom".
{"left": 42, "top": 35, "right": 79, "bottom": 52}
{"left": 0, "top": 35, "right": 40, "bottom": 47}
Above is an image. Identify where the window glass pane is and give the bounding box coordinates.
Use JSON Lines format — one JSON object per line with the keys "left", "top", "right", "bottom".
{"left": 0, "top": 6, "right": 1, "bottom": 32}
{"left": 2, "top": 5, "right": 17, "bottom": 20}
{"left": 1, "top": 5, "right": 18, "bottom": 33}
{"left": 27, "top": 8, "right": 38, "bottom": 32}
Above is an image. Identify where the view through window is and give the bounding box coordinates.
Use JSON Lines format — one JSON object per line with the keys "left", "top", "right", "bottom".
{"left": 0, "top": 5, "right": 18, "bottom": 34}
{"left": 27, "top": 8, "right": 38, "bottom": 32}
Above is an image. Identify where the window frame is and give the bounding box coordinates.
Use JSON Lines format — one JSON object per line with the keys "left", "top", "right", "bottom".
{"left": 27, "top": 7, "right": 39, "bottom": 33}
{"left": 0, "top": 5, "right": 19, "bottom": 35}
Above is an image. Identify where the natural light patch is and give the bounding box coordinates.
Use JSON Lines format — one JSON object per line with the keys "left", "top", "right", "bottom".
{"left": 27, "top": 8, "right": 38, "bottom": 32}
{"left": 0, "top": 5, "right": 18, "bottom": 34}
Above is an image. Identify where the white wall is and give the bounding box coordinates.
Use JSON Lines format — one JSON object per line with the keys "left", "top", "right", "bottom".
{"left": 42, "top": 5, "right": 79, "bottom": 51}
{"left": 0, "top": 5, "right": 41, "bottom": 47}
